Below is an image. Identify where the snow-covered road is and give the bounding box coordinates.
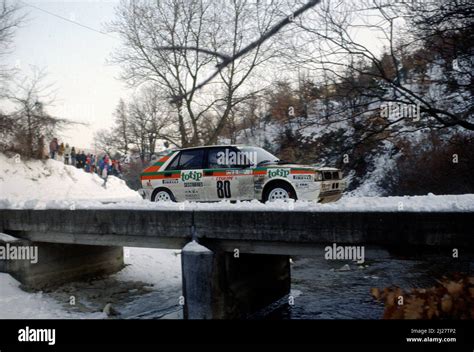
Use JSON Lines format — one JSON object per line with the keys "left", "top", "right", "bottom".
{"left": 1, "top": 193, "right": 474, "bottom": 212}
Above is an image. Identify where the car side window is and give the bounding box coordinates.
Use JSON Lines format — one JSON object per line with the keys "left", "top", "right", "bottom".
{"left": 176, "top": 149, "right": 205, "bottom": 170}
{"left": 207, "top": 147, "right": 236, "bottom": 169}
{"left": 166, "top": 153, "right": 180, "bottom": 170}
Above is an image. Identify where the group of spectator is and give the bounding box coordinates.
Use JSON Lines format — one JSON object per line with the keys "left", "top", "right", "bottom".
{"left": 49, "top": 138, "right": 123, "bottom": 182}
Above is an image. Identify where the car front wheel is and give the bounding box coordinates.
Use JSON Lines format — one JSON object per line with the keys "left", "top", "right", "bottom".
{"left": 263, "top": 183, "right": 297, "bottom": 202}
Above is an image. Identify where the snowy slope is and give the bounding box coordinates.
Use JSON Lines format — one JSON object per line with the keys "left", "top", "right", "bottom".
{"left": 0, "top": 153, "right": 141, "bottom": 203}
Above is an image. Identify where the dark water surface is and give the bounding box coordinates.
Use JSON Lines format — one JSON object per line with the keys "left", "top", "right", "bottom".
{"left": 252, "top": 253, "right": 472, "bottom": 319}
{"left": 49, "top": 252, "right": 471, "bottom": 320}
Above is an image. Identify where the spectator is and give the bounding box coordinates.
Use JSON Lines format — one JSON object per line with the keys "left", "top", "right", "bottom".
{"left": 111, "top": 159, "right": 122, "bottom": 177}
{"left": 111, "top": 159, "right": 117, "bottom": 176}
{"left": 49, "top": 138, "right": 58, "bottom": 159}
{"left": 90, "top": 154, "right": 96, "bottom": 174}
{"left": 115, "top": 159, "right": 122, "bottom": 176}
{"left": 80, "top": 151, "right": 86, "bottom": 169}
{"left": 77, "top": 151, "right": 84, "bottom": 168}
{"left": 85, "top": 154, "right": 91, "bottom": 173}
{"left": 64, "top": 143, "right": 71, "bottom": 165}
{"left": 75, "top": 151, "right": 81, "bottom": 168}
{"left": 71, "top": 147, "right": 76, "bottom": 166}
{"left": 95, "top": 155, "right": 99, "bottom": 174}
{"left": 58, "top": 143, "right": 65, "bottom": 162}
{"left": 101, "top": 156, "right": 109, "bottom": 187}
{"left": 98, "top": 155, "right": 105, "bottom": 175}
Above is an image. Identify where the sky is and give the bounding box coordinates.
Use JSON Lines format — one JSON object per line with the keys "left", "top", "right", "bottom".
{"left": 6, "top": 0, "right": 127, "bottom": 150}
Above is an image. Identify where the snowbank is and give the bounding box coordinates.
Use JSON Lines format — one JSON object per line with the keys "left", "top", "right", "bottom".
{"left": 0, "top": 246, "right": 182, "bottom": 319}
{"left": 0, "top": 153, "right": 141, "bottom": 203}
{"left": 115, "top": 247, "right": 181, "bottom": 291}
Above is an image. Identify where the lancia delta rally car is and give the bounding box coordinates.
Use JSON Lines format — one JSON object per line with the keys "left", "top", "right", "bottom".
{"left": 139, "top": 145, "right": 346, "bottom": 203}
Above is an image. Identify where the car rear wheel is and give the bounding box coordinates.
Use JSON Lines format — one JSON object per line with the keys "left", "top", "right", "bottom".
{"left": 152, "top": 188, "right": 176, "bottom": 202}
{"left": 263, "top": 183, "right": 297, "bottom": 202}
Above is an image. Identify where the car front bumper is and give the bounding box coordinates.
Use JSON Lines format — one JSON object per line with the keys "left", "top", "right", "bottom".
{"left": 318, "top": 179, "right": 346, "bottom": 203}
{"left": 318, "top": 190, "right": 343, "bottom": 203}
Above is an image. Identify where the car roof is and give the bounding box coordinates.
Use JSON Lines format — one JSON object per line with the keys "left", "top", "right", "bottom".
{"left": 176, "top": 144, "right": 246, "bottom": 152}
{"left": 318, "top": 167, "right": 340, "bottom": 171}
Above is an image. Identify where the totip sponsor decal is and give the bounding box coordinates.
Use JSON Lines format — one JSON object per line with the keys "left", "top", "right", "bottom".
{"left": 267, "top": 168, "right": 290, "bottom": 178}
{"left": 181, "top": 170, "right": 203, "bottom": 182}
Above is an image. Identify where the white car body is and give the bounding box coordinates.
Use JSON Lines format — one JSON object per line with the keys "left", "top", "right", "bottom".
{"left": 139, "top": 145, "right": 346, "bottom": 203}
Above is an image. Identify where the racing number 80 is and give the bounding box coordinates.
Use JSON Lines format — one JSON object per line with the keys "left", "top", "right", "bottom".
{"left": 217, "top": 180, "right": 231, "bottom": 198}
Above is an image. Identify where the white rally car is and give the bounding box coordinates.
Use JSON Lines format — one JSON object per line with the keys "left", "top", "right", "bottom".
{"left": 139, "top": 145, "right": 346, "bottom": 203}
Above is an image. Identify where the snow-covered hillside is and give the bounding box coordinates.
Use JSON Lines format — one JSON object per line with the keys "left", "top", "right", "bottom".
{"left": 0, "top": 153, "right": 142, "bottom": 203}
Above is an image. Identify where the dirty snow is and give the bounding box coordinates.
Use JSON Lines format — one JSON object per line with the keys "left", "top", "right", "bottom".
{"left": 0, "top": 273, "right": 107, "bottom": 319}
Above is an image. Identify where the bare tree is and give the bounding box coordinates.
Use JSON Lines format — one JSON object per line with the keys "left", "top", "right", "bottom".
{"left": 287, "top": 0, "right": 474, "bottom": 136}
{"left": 203, "top": 0, "right": 284, "bottom": 144}
{"left": 2, "top": 69, "right": 71, "bottom": 158}
{"left": 110, "top": 0, "right": 210, "bottom": 147}
{"left": 93, "top": 128, "right": 117, "bottom": 157}
{"left": 127, "top": 86, "right": 171, "bottom": 161}
{"left": 112, "top": 98, "right": 130, "bottom": 155}
{"left": 0, "top": 0, "right": 23, "bottom": 91}
{"left": 110, "top": 0, "right": 318, "bottom": 147}
{"left": 98, "top": 86, "right": 172, "bottom": 161}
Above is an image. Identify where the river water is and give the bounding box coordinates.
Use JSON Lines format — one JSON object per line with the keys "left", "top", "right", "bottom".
{"left": 44, "top": 251, "right": 471, "bottom": 319}
{"left": 254, "top": 254, "right": 472, "bottom": 319}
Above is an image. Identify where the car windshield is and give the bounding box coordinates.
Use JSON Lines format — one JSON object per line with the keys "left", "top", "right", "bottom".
{"left": 237, "top": 146, "right": 279, "bottom": 166}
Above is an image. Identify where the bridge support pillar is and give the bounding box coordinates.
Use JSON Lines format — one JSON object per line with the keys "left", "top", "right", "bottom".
{"left": 0, "top": 236, "right": 124, "bottom": 290}
{"left": 181, "top": 241, "right": 290, "bottom": 319}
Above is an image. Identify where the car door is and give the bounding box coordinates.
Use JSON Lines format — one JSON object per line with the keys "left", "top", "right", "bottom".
{"left": 167, "top": 148, "right": 207, "bottom": 201}
{"left": 204, "top": 147, "right": 255, "bottom": 201}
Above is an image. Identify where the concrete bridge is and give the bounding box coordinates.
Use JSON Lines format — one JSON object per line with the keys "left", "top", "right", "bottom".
{"left": 1, "top": 209, "right": 473, "bottom": 318}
